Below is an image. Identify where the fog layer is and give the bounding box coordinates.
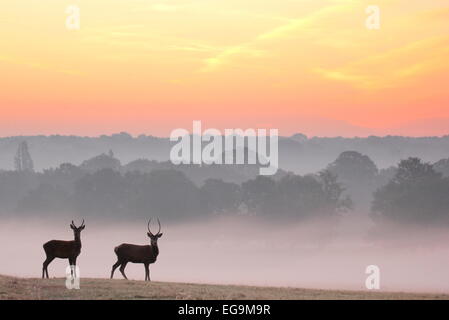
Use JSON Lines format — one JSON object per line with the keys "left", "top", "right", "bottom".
{"left": 1, "top": 215, "right": 449, "bottom": 293}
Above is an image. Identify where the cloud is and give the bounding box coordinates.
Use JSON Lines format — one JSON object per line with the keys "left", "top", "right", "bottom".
{"left": 315, "top": 35, "right": 449, "bottom": 89}
{"left": 201, "top": 46, "right": 265, "bottom": 72}
{"left": 418, "top": 6, "right": 449, "bottom": 21}
{"left": 257, "top": 3, "right": 355, "bottom": 40}
{"left": 151, "top": 4, "right": 185, "bottom": 12}
{"left": 0, "top": 55, "right": 83, "bottom": 76}
{"left": 200, "top": 1, "right": 356, "bottom": 72}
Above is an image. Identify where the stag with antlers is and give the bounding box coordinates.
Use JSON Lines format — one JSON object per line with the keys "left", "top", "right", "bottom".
{"left": 42, "top": 220, "right": 85, "bottom": 279}
{"left": 111, "top": 218, "right": 163, "bottom": 281}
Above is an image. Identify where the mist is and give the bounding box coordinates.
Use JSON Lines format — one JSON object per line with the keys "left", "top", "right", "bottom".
{"left": 2, "top": 214, "right": 449, "bottom": 293}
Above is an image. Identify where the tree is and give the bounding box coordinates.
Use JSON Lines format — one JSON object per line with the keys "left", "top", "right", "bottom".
{"left": 241, "top": 171, "right": 351, "bottom": 219}
{"left": 241, "top": 176, "right": 277, "bottom": 215}
{"left": 14, "top": 141, "right": 34, "bottom": 172}
{"left": 0, "top": 170, "right": 38, "bottom": 213}
{"left": 80, "top": 152, "right": 121, "bottom": 173}
{"left": 327, "top": 151, "right": 378, "bottom": 210}
{"left": 327, "top": 151, "right": 378, "bottom": 182}
{"left": 72, "top": 168, "right": 127, "bottom": 215}
{"left": 41, "top": 163, "right": 85, "bottom": 194}
{"left": 17, "top": 183, "right": 69, "bottom": 213}
{"left": 392, "top": 157, "right": 440, "bottom": 184}
{"left": 317, "top": 170, "right": 353, "bottom": 214}
{"left": 371, "top": 157, "right": 449, "bottom": 225}
{"left": 126, "top": 169, "right": 204, "bottom": 220}
{"left": 433, "top": 158, "right": 449, "bottom": 177}
{"left": 276, "top": 174, "right": 324, "bottom": 218}
{"left": 200, "top": 179, "right": 241, "bottom": 214}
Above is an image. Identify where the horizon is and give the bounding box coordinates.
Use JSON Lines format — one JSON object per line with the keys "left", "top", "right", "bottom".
{"left": 1, "top": 130, "right": 449, "bottom": 139}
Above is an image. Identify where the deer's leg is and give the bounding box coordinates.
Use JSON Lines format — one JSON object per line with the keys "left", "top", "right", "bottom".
{"left": 144, "top": 263, "right": 150, "bottom": 281}
{"left": 68, "top": 258, "right": 74, "bottom": 277}
{"left": 111, "top": 260, "right": 121, "bottom": 279}
{"left": 119, "top": 261, "right": 128, "bottom": 280}
{"left": 43, "top": 256, "right": 54, "bottom": 279}
{"left": 144, "top": 263, "right": 148, "bottom": 281}
{"left": 46, "top": 259, "right": 52, "bottom": 278}
{"left": 72, "top": 257, "right": 78, "bottom": 278}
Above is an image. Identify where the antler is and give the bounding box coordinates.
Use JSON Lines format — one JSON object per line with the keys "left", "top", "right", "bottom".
{"left": 147, "top": 218, "right": 162, "bottom": 235}
{"left": 147, "top": 218, "right": 153, "bottom": 235}
{"left": 71, "top": 219, "right": 85, "bottom": 228}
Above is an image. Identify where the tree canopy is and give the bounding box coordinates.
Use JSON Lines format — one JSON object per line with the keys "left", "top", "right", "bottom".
{"left": 372, "top": 157, "right": 449, "bottom": 225}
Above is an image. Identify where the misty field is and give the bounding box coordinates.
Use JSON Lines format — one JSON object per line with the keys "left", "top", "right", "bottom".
{"left": 3, "top": 217, "right": 449, "bottom": 293}
{"left": 0, "top": 275, "right": 448, "bottom": 300}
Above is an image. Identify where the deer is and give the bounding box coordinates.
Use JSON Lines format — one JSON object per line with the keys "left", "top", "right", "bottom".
{"left": 42, "top": 220, "right": 85, "bottom": 279}
{"left": 111, "top": 218, "right": 163, "bottom": 281}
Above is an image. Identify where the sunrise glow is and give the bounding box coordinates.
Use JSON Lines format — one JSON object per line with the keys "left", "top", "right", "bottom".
{"left": 1, "top": 0, "right": 448, "bottom": 137}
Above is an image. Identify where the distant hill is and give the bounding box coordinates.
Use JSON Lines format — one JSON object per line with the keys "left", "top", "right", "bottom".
{"left": 1, "top": 133, "right": 449, "bottom": 174}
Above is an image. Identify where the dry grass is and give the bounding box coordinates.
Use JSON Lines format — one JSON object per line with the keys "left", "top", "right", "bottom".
{"left": 0, "top": 275, "right": 448, "bottom": 300}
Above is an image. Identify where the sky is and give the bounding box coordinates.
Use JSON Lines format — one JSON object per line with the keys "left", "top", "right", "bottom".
{"left": 0, "top": 0, "right": 448, "bottom": 137}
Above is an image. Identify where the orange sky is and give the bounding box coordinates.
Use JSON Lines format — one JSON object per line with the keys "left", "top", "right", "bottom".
{"left": 0, "top": 0, "right": 448, "bottom": 137}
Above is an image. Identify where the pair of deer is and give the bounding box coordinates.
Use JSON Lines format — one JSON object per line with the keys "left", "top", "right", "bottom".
{"left": 42, "top": 219, "right": 163, "bottom": 281}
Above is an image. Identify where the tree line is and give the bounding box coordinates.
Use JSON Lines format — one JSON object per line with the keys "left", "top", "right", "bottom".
{"left": 0, "top": 162, "right": 350, "bottom": 222}
{"left": 2, "top": 142, "right": 449, "bottom": 225}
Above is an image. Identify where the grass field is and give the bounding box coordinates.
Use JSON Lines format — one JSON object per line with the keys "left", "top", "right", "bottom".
{"left": 0, "top": 275, "right": 448, "bottom": 300}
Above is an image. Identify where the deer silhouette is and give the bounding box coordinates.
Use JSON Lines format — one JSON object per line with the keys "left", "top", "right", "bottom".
{"left": 111, "top": 218, "right": 163, "bottom": 281}
{"left": 42, "top": 220, "right": 85, "bottom": 279}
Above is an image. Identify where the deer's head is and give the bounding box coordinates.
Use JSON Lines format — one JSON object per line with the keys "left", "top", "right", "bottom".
{"left": 147, "top": 218, "right": 163, "bottom": 247}
{"left": 70, "top": 220, "right": 85, "bottom": 238}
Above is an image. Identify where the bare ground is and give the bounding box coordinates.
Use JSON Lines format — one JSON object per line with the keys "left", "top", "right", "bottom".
{"left": 0, "top": 275, "right": 448, "bottom": 300}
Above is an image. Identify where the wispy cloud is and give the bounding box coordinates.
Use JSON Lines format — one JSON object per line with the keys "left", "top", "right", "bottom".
{"left": 316, "top": 35, "right": 449, "bottom": 89}
{"left": 200, "top": 1, "right": 355, "bottom": 72}
{"left": 0, "top": 55, "right": 83, "bottom": 76}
